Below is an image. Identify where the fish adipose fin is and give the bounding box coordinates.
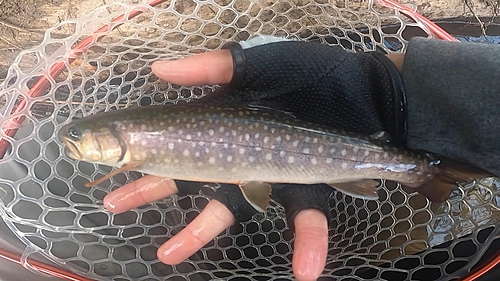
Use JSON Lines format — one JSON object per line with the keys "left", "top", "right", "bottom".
{"left": 411, "top": 160, "right": 491, "bottom": 203}
{"left": 329, "top": 180, "right": 379, "bottom": 200}
{"left": 238, "top": 181, "right": 272, "bottom": 213}
{"left": 85, "top": 162, "right": 141, "bottom": 187}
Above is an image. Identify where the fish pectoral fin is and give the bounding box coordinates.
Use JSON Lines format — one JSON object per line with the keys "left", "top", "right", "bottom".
{"left": 85, "top": 162, "right": 141, "bottom": 187}
{"left": 238, "top": 181, "right": 272, "bottom": 213}
{"left": 328, "top": 180, "right": 379, "bottom": 200}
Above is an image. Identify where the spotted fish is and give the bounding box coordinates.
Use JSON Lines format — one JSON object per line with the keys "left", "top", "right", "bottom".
{"left": 59, "top": 104, "right": 485, "bottom": 211}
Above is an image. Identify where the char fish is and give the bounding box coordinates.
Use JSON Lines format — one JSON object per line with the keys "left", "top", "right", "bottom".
{"left": 59, "top": 104, "right": 484, "bottom": 212}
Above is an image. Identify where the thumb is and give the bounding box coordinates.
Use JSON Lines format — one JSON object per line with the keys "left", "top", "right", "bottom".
{"left": 151, "top": 49, "right": 233, "bottom": 86}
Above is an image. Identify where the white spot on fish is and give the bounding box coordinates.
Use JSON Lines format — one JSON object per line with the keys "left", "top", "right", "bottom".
{"left": 288, "top": 156, "right": 295, "bottom": 164}
{"left": 129, "top": 123, "right": 134, "bottom": 129}
{"left": 197, "top": 162, "right": 203, "bottom": 167}
{"left": 195, "top": 151, "right": 200, "bottom": 158}
{"left": 248, "top": 156, "right": 255, "bottom": 162}
{"left": 232, "top": 130, "right": 238, "bottom": 137}
{"left": 383, "top": 152, "right": 389, "bottom": 159}
{"left": 140, "top": 140, "right": 147, "bottom": 146}
{"left": 305, "top": 137, "right": 311, "bottom": 143}
{"left": 341, "top": 149, "right": 347, "bottom": 157}
{"left": 280, "top": 151, "right": 286, "bottom": 157}
{"left": 254, "top": 133, "right": 260, "bottom": 139}
{"left": 374, "top": 153, "right": 380, "bottom": 160}
{"left": 293, "top": 140, "right": 299, "bottom": 147}
{"left": 197, "top": 131, "right": 202, "bottom": 137}
{"left": 183, "top": 149, "right": 190, "bottom": 157}
{"left": 263, "top": 137, "right": 269, "bottom": 143}
{"left": 168, "top": 126, "right": 174, "bottom": 132}
{"left": 285, "top": 134, "right": 291, "bottom": 140}
{"left": 303, "top": 148, "right": 310, "bottom": 154}
{"left": 326, "top": 158, "right": 333, "bottom": 164}
{"left": 271, "top": 128, "right": 276, "bottom": 134}
{"left": 227, "top": 155, "right": 233, "bottom": 162}
{"left": 239, "top": 148, "right": 246, "bottom": 155}
{"left": 245, "top": 133, "right": 250, "bottom": 141}
{"left": 174, "top": 159, "right": 180, "bottom": 164}
{"left": 159, "top": 136, "right": 165, "bottom": 142}
{"left": 364, "top": 150, "right": 370, "bottom": 157}
{"left": 275, "top": 136, "right": 281, "bottom": 142}
{"left": 209, "top": 157, "right": 216, "bottom": 164}
{"left": 141, "top": 152, "right": 147, "bottom": 158}
{"left": 168, "top": 143, "right": 175, "bottom": 150}
{"left": 318, "top": 146, "right": 324, "bottom": 153}
{"left": 255, "top": 147, "right": 262, "bottom": 151}
{"left": 151, "top": 148, "right": 157, "bottom": 155}
{"left": 341, "top": 162, "right": 348, "bottom": 169}
{"left": 141, "top": 124, "right": 147, "bottom": 131}
{"left": 186, "top": 135, "right": 192, "bottom": 140}
{"left": 353, "top": 146, "right": 359, "bottom": 153}
{"left": 266, "top": 153, "right": 272, "bottom": 160}
{"left": 219, "top": 126, "right": 225, "bottom": 133}
{"left": 223, "top": 143, "right": 229, "bottom": 149}
{"left": 311, "top": 157, "right": 317, "bottom": 165}
{"left": 330, "top": 148, "right": 336, "bottom": 153}
{"left": 313, "top": 138, "right": 318, "bottom": 143}
{"left": 208, "top": 129, "right": 214, "bottom": 136}
{"left": 263, "top": 125, "right": 268, "bottom": 131}
{"left": 219, "top": 153, "right": 223, "bottom": 158}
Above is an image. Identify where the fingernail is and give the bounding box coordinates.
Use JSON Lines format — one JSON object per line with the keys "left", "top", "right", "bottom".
{"left": 152, "top": 61, "right": 176, "bottom": 74}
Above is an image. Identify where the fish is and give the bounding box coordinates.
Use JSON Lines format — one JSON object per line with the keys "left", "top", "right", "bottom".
{"left": 58, "top": 103, "right": 487, "bottom": 212}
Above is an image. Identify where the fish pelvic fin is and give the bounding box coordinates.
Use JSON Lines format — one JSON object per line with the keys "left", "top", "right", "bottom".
{"left": 410, "top": 160, "right": 491, "bottom": 203}
{"left": 238, "top": 182, "right": 272, "bottom": 213}
{"left": 328, "top": 180, "right": 379, "bottom": 200}
{"left": 85, "top": 162, "right": 141, "bottom": 187}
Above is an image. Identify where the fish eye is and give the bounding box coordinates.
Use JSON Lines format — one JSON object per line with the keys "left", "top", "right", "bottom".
{"left": 67, "top": 126, "right": 81, "bottom": 141}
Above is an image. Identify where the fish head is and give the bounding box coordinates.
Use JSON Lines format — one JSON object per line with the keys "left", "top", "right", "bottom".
{"left": 59, "top": 120, "right": 124, "bottom": 166}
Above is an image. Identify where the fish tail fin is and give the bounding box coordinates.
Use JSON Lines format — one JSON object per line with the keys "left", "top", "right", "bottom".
{"left": 415, "top": 161, "right": 491, "bottom": 203}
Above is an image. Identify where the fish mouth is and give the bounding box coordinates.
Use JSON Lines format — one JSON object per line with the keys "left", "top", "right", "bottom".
{"left": 62, "top": 139, "right": 82, "bottom": 160}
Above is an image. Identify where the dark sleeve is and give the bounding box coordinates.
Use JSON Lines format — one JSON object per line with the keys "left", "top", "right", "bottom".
{"left": 402, "top": 37, "right": 500, "bottom": 176}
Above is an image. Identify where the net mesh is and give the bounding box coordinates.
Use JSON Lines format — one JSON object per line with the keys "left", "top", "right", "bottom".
{"left": 0, "top": 0, "right": 499, "bottom": 280}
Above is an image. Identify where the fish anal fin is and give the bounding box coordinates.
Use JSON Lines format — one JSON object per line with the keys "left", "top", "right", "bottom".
{"left": 412, "top": 160, "right": 491, "bottom": 203}
{"left": 238, "top": 181, "right": 272, "bottom": 213}
{"left": 85, "top": 162, "right": 141, "bottom": 187}
{"left": 329, "top": 180, "right": 379, "bottom": 200}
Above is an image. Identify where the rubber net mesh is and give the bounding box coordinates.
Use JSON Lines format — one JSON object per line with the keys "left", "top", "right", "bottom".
{"left": 0, "top": 0, "right": 499, "bottom": 280}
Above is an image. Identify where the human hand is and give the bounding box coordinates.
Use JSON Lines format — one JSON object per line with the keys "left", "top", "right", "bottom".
{"left": 104, "top": 48, "right": 330, "bottom": 281}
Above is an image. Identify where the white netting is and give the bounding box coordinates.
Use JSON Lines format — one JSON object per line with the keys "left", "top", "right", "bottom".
{"left": 0, "top": 0, "right": 499, "bottom": 280}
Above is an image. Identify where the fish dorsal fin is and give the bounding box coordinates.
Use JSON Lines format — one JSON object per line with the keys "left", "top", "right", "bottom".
{"left": 238, "top": 181, "right": 272, "bottom": 213}
{"left": 85, "top": 162, "right": 140, "bottom": 187}
{"left": 246, "top": 100, "right": 297, "bottom": 119}
{"left": 329, "top": 180, "right": 379, "bottom": 200}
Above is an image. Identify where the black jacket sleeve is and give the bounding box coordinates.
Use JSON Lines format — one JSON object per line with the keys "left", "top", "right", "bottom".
{"left": 403, "top": 37, "right": 500, "bottom": 176}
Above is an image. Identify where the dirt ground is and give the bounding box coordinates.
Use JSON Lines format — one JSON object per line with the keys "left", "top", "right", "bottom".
{"left": 0, "top": 0, "right": 497, "bottom": 83}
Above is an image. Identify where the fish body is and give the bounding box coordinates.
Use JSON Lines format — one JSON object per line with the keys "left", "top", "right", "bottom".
{"left": 59, "top": 104, "right": 469, "bottom": 211}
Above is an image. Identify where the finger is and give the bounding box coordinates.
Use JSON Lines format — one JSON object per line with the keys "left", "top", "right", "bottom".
{"left": 152, "top": 49, "right": 233, "bottom": 86}
{"left": 157, "top": 200, "right": 235, "bottom": 264}
{"left": 292, "top": 209, "right": 329, "bottom": 281}
{"left": 103, "top": 175, "right": 178, "bottom": 214}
